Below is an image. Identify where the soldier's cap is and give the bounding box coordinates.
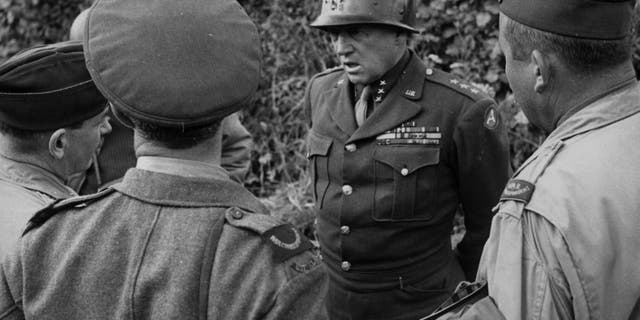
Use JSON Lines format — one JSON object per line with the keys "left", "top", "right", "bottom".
{"left": 0, "top": 41, "right": 107, "bottom": 131}
{"left": 499, "top": 0, "right": 635, "bottom": 40}
{"left": 84, "top": 0, "right": 262, "bottom": 129}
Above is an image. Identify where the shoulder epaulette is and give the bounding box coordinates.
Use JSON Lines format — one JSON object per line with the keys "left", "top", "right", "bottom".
{"left": 22, "top": 187, "right": 116, "bottom": 236}
{"left": 224, "top": 207, "right": 313, "bottom": 262}
{"left": 424, "top": 67, "right": 491, "bottom": 101}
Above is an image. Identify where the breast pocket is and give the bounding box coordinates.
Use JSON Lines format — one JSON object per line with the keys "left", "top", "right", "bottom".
{"left": 372, "top": 146, "right": 440, "bottom": 221}
{"left": 307, "top": 131, "right": 332, "bottom": 209}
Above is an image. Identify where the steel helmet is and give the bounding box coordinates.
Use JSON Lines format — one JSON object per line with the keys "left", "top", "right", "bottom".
{"left": 310, "top": 0, "right": 418, "bottom": 33}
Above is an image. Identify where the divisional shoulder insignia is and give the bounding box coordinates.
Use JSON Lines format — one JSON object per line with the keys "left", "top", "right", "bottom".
{"left": 484, "top": 107, "right": 499, "bottom": 130}
{"left": 263, "top": 224, "right": 313, "bottom": 262}
{"left": 376, "top": 121, "right": 442, "bottom": 146}
{"left": 500, "top": 179, "right": 535, "bottom": 204}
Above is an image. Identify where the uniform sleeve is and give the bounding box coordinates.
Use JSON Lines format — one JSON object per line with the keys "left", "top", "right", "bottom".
{"left": 453, "top": 99, "right": 511, "bottom": 280}
{"left": 208, "top": 226, "right": 328, "bottom": 320}
{"left": 262, "top": 251, "right": 329, "bottom": 320}
{"left": 0, "top": 245, "right": 25, "bottom": 320}
{"left": 220, "top": 112, "right": 253, "bottom": 183}
{"left": 475, "top": 207, "right": 575, "bottom": 320}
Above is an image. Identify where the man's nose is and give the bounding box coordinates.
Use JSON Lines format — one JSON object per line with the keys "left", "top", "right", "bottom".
{"left": 101, "top": 118, "right": 113, "bottom": 135}
{"left": 332, "top": 34, "right": 353, "bottom": 56}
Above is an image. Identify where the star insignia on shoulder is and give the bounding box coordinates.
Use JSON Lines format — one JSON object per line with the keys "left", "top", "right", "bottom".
{"left": 460, "top": 84, "right": 470, "bottom": 89}
{"left": 377, "top": 88, "right": 385, "bottom": 94}
{"left": 450, "top": 79, "right": 460, "bottom": 85}
{"left": 375, "top": 96, "right": 382, "bottom": 102}
{"left": 337, "top": 79, "right": 345, "bottom": 85}
{"left": 379, "top": 80, "right": 387, "bottom": 86}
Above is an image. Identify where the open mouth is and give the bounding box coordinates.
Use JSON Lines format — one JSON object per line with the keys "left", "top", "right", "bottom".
{"left": 342, "top": 62, "right": 361, "bottom": 72}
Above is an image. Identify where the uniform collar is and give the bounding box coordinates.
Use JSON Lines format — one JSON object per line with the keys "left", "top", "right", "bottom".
{"left": 136, "top": 156, "right": 230, "bottom": 180}
{"left": 514, "top": 80, "right": 640, "bottom": 177}
{"left": 355, "top": 50, "right": 411, "bottom": 104}
{"left": 0, "top": 154, "right": 76, "bottom": 200}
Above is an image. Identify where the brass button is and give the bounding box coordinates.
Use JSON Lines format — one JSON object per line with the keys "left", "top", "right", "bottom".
{"left": 426, "top": 68, "right": 434, "bottom": 76}
{"left": 401, "top": 168, "right": 409, "bottom": 176}
{"left": 342, "top": 185, "right": 353, "bottom": 196}
{"left": 340, "top": 225, "right": 350, "bottom": 235}
{"left": 341, "top": 261, "right": 351, "bottom": 271}
{"left": 345, "top": 144, "right": 357, "bottom": 152}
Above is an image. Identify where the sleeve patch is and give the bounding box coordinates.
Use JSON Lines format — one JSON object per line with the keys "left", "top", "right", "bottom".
{"left": 263, "top": 224, "right": 313, "bottom": 263}
{"left": 484, "top": 107, "right": 499, "bottom": 130}
{"left": 500, "top": 179, "right": 535, "bottom": 204}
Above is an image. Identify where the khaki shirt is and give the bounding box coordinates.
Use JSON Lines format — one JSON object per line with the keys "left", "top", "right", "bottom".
{"left": 0, "top": 155, "right": 76, "bottom": 256}
{"left": 476, "top": 81, "right": 640, "bottom": 320}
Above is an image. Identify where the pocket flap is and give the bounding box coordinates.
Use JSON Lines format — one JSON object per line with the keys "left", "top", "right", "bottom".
{"left": 373, "top": 146, "right": 440, "bottom": 175}
{"left": 307, "top": 131, "right": 332, "bottom": 157}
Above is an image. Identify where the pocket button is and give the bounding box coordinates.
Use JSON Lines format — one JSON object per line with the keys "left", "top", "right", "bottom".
{"left": 341, "top": 261, "right": 351, "bottom": 271}
{"left": 342, "top": 185, "right": 353, "bottom": 196}
{"left": 401, "top": 167, "right": 409, "bottom": 176}
{"left": 345, "top": 144, "right": 357, "bottom": 152}
{"left": 340, "top": 225, "right": 351, "bottom": 235}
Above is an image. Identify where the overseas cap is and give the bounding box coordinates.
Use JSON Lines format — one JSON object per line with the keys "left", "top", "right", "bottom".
{"left": 0, "top": 41, "right": 107, "bottom": 131}
{"left": 84, "top": 0, "right": 261, "bottom": 128}
{"left": 500, "top": 0, "right": 635, "bottom": 40}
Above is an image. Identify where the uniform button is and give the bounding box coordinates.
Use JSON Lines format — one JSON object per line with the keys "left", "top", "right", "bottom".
{"left": 401, "top": 168, "right": 409, "bottom": 176}
{"left": 426, "top": 68, "right": 434, "bottom": 76}
{"left": 341, "top": 261, "right": 351, "bottom": 271}
{"left": 345, "top": 144, "right": 357, "bottom": 152}
{"left": 230, "top": 208, "right": 244, "bottom": 219}
{"left": 342, "top": 185, "right": 353, "bottom": 196}
{"left": 340, "top": 225, "right": 350, "bottom": 235}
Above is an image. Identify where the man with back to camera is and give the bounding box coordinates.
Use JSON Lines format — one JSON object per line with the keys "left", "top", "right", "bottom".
{"left": 68, "top": 8, "right": 255, "bottom": 194}
{"left": 0, "top": 0, "right": 328, "bottom": 319}
{"left": 304, "top": 0, "right": 511, "bottom": 318}
{"left": 427, "top": 0, "right": 640, "bottom": 319}
{"left": 0, "top": 41, "right": 111, "bottom": 256}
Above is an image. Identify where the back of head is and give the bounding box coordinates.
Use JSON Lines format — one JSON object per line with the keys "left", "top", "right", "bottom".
{"left": 84, "top": 0, "right": 262, "bottom": 137}
{"left": 499, "top": 0, "right": 635, "bottom": 74}
{"left": 0, "top": 41, "right": 107, "bottom": 152}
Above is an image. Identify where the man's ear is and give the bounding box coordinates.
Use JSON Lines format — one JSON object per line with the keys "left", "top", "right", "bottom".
{"left": 531, "top": 49, "right": 550, "bottom": 93}
{"left": 48, "top": 129, "right": 67, "bottom": 160}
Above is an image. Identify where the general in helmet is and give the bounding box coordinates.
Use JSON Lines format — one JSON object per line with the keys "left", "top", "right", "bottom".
{"left": 304, "top": 0, "right": 511, "bottom": 319}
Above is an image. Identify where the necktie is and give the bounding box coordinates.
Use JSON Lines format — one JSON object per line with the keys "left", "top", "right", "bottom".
{"left": 355, "top": 85, "right": 372, "bottom": 127}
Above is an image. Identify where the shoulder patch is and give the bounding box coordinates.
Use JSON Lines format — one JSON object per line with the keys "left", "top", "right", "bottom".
{"left": 500, "top": 179, "right": 535, "bottom": 204}
{"left": 424, "top": 67, "right": 491, "bottom": 101}
{"left": 224, "top": 207, "right": 314, "bottom": 262}
{"left": 484, "top": 106, "right": 499, "bottom": 130}
{"left": 23, "top": 187, "right": 116, "bottom": 236}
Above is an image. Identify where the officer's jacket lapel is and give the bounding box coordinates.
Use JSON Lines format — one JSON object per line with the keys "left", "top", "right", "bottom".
{"left": 326, "top": 73, "right": 358, "bottom": 136}
{"left": 347, "top": 55, "right": 425, "bottom": 143}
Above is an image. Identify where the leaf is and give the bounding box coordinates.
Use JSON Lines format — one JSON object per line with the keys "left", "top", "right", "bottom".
{"left": 476, "top": 12, "right": 491, "bottom": 28}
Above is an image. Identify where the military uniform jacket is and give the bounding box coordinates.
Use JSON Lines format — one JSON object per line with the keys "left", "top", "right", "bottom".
{"left": 304, "top": 52, "right": 510, "bottom": 292}
{"left": 0, "top": 155, "right": 76, "bottom": 257}
{"left": 0, "top": 167, "right": 327, "bottom": 320}
{"left": 473, "top": 81, "right": 640, "bottom": 320}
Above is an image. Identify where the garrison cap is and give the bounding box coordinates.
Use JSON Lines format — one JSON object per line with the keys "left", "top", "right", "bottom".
{"left": 499, "top": 0, "right": 635, "bottom": 40}
{"left": 84, "top": 0, "right": 261, "bottom": 128}
{"left": 0, "top": 41, "right": 107, "bottom": 131}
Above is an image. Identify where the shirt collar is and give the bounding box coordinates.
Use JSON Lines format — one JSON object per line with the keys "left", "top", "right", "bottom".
{"left": 136, "top": 156, "right": 230, "bottom": 180}
{"left": 0, "top": 154, "right": 76, "bottom": 200}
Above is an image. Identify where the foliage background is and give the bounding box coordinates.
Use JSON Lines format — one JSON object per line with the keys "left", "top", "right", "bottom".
{"left": 1, "top": 0, "right": 638, "bottom": 231}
